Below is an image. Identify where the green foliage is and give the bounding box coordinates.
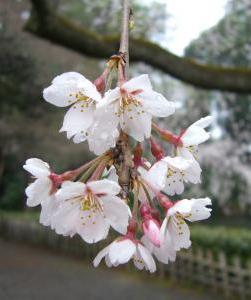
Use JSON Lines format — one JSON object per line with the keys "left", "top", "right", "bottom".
{"left": 59, "top": 0, "right": 168, "bottom": 40}
{"left": 0, "top": 154, "right": 26, "bottom": 211}
{"left": 191, "top": 224, "right": 251, "bottom": 263}
{"left": 0, "top": 30, "right": 39, "bottom": 113}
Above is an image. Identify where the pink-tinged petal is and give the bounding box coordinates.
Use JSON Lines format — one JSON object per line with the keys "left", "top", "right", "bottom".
{"left": 25, "top": 178, "right": 51, "bottom": 207}
{"left": 87, "top": 179, "right": 121, "bottom": 196}
{"left": 101, "top": 195, "right": 130, "bottom": 234}
{"left": 60, "top": 102, "right": 94, "bottom": 139}
{"left": 23, "top": 158, "right": 50, "bottom": 178}
{"left": 142, "top": 219, "right": 161, "bottom": 247}
{"left": 120, "top": 107, "right": 152, "bottom": 142}
{"left": 93, "top": 245, "right": 110, "bottom": 267}
{"left": 122, "top": 74, "right": 152, "bottom": 92}
{"left": 109, "top": 239, "right": 136, "bottom": 265}
{"left": 137, "top": 244, "right": 156, "bottom": 273}
{"left": 140, "top": 91, "right": 175, "bottom": 117}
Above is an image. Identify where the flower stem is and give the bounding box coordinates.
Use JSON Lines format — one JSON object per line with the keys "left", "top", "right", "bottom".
{"left": 119, "top": 0, "right": 130, "bottom": 80}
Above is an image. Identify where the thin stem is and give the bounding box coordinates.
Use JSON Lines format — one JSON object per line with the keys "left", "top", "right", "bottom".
{"left": 119, "top": 0, "right": 130, "bottom": 80}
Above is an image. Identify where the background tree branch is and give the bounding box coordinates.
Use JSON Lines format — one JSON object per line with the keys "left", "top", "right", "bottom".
{"left": 26, "top": 0, "right": 251, "bottom": 94}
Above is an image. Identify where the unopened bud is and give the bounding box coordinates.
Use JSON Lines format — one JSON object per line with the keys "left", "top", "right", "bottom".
{"left": 133, "top": 143, "right": 143, "bottom": 167}
{"left": 150, "top": 138, "right": 164, "bottom": 161}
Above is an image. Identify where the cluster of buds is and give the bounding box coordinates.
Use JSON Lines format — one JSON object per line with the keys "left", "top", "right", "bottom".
{"left": 24, "top": 53, "right": 213, "bottom": 273}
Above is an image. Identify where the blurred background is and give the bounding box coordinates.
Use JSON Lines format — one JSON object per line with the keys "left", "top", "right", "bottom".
{"left": 0, "top": 0, "right": 251, "bottom": 299}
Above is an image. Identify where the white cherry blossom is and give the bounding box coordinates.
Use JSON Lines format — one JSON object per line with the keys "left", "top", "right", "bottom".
{"left": 177, "top": 116, "right": 213, "bottom": 160}
{"left": 23, "top": 158, "right": 61, "bottom": 226}
{"left": 144, "top": 156, "right": 201, "bottom": 196}
{"left": 52, "top": 179, "right": 130, "bottom": 243}
{"left": 73, "top": 107, "right": 119, "bottom": 155}
{"left": 43, "top": 72, "right": 101, "bottom": 141}
{"left": 93, "top": 237, "right": 156, "bottom": 273}
{"left": 161, "top": 198, "right": 212, "bottom": 251}
{"left": 142, "top": 233, "right": 176, "bottom": 264}
{"left": 98, "top": 74, "right": 175, "bottom": 142}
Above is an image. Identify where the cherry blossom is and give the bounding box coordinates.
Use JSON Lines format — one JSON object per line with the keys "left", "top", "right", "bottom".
{"left": 98, "top": 74, "right": 175, "bottom": 142}
{"left": 23, "top": 158, "right": 62, "bottom": 226}
{"left": 142, "top": 232, "right": 176, "bottom": 264}
{"left": 52, "top": 179, "right": 131, "bottom": 243}
{"left": 177, "top": 116, "right": 213, "bottom": 160}
{"left": 43, "top": 72, "right": 101, "bottom": 142}
{"left": 161, "top": 198, "right": 212, "bottom": 251}
{"left": 145, "top": 156, "right": 201, "bottom": 196}
{"left": 93, "top": 237, "right": 156, "bottom": 273}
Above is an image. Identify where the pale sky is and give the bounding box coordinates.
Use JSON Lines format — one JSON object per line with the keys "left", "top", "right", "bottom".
{"left": 149, "top": 0, "right": 228, "bottom": 55}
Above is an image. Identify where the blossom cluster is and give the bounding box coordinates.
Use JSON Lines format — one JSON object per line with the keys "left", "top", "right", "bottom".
{"left": 24, "top": 61, "right": 213, "bottom": 273}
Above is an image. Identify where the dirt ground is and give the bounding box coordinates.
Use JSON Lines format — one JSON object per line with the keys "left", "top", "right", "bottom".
{"left": 0, "top": 238, "right": 220, "bottom": 300}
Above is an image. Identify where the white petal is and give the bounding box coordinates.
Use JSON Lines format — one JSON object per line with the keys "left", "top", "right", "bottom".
{"left": 39, "top": 195, "right": 59, "bottom": 226}
{"left": 168, "top": 217, "right": 191, "bottom": 250}
{"left": 184, "top": 160, "right": 201, "bottom": 184}
{"left": 168, "top": 199, "right": 192, "bottom": 216}
{"left": 56, "top": 181, "right": 86, "bottom": 202}
{"left": 164, "top": 173, "right": 184, "bottom": 196}
{"left": 52, "top": 72, "right": 86, "bottom": 85}
{"left": 93, "top": 245, "right": 110, "bottom": 267}
{"left": 60, "top": 102, "right": 94, "bottom": 139}
{"left": 140, "top": 91, "right": 175, "bottom": 117}
{"left": 76, "top": 210, "right": 109, "bottom": 243}
{"left": 182, "top": 125, "right": 211, "bottom": 147}
{"left": 101, "top": 195, "right": 130, "bottom": 234}
{"left": 192, "top": 116, "right": 213, "bottom": 128}
{"left": 98, "top": 88, "right": 120, "bottom": 107}
{"left": 87, "top": 106, "right": 119, "bottom": 155}
{"left": 109, "top": 239, "right": 136, "bottom": 265}
{"left": 25, "top": 178, "right": 51, "bottom": 207}
{"left": 122, "top": 74, "right": 152, "bottom": 92}
{"left": 23, "top": 158, "right": 50, "bottom": 178}
{"left": 145, "top": 160, "right": 168, "bottom": 191}
{"left": 137, "top": 244, "right": 156, "bottom": 273}
{"left": 120, "top": 107, "right": 152, "bottom": 142}
{"left": 163, "top": 156, "right": 192, "bottom": 171}
{"left": 44, "top": 72, "right": 101, "bottom": 107}
{"left": 87, "top": 179, "right": 121, "bottom": 196}
{"left": 52, "top": 202, "right": 79, "bottom": 236}
{"left": 186, "top": 198, "right": 212, "bottom": 222}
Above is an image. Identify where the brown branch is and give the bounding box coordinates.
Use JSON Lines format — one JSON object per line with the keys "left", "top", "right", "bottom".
{"left": 26, "top": 0, "right": 251, "bottom": 94}
{"left": 113, "top": 0, "right": 133, "bottom": 199}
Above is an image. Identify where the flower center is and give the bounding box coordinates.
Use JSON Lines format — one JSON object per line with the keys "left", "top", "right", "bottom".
{"left": 80, "top": 192, "right": 102, "bottom": 212}
{"left": 68, "top": 91, "right": 93, "bottom": 109}
{"left": 115, "top": 89, "right": 145, "bottom": 117}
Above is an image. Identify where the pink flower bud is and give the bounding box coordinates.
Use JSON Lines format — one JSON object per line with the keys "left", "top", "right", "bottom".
{"left": 142, "top": 218, "right": 161, "bottom": 247}
{"left": 150, "top": 138, "right": 164, "bottom": 161}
